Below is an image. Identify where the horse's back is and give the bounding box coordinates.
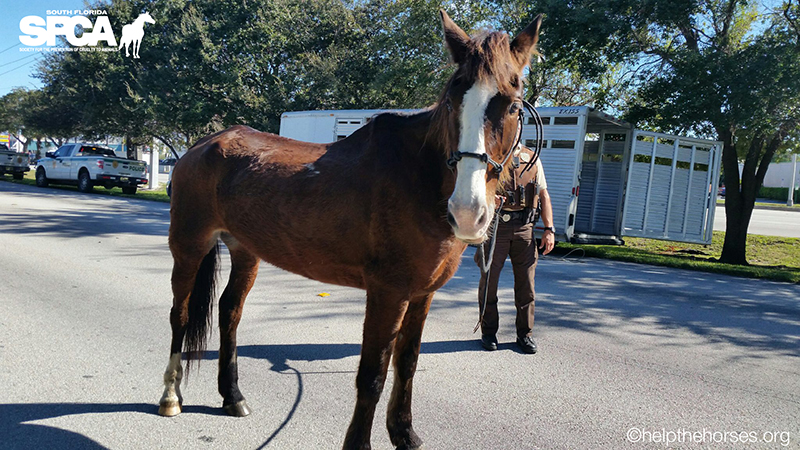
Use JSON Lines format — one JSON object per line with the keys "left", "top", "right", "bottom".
{"left": 170, "top": 125, "right": 373, "bottom": 286}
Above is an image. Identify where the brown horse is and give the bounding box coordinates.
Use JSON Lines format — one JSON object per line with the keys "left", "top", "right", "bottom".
{"left": 158, "top": 10, "right": 542, "bottom": 450}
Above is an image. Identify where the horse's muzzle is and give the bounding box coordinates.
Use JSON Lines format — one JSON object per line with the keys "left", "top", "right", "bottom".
{"left": 447, "top": 201, "right": 491, "bottom": 243}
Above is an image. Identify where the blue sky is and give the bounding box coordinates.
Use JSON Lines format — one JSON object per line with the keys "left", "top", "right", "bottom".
{"left": 0, "top": 0, "right": 87, "bottom": 96}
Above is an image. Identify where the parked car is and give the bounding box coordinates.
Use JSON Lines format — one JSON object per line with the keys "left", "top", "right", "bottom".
{"left": 35, "top": 143, "right": 148, "bottom": 194}
{"left": 718, "top": 185, "right": 726, "bottom": 197}
{"left": 0, "top": 143, "right": 31, "bottom": 180}
{"left": 160, "top": 158, "right": 177, "bottom": 166}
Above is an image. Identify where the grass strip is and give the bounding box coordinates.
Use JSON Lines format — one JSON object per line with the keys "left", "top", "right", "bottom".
{"left": 554, "top": 231, "right": 800, "bottom": 284}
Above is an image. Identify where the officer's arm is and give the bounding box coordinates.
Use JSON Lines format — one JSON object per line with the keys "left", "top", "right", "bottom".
{"left": 539, "top": 188, "right": 555, "bottom": 255}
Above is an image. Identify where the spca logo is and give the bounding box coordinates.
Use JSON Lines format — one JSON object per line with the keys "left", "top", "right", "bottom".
{"left": 19, "top": 11, "right": 155, "bottom": 58}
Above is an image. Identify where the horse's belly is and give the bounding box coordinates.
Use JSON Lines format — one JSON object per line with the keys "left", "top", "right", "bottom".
{"left": 233, "top": 233, "right": 367, "bottom": 289}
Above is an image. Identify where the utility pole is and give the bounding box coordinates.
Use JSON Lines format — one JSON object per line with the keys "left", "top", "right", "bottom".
{"left": 789, "top": 153, "right": 797, "bottom": 207}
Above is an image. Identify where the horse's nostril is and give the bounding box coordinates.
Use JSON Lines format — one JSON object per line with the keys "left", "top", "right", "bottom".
{"left": 447, "top": 212, "right": 457, "bottom": 228}
{"left": 477, "top": 211, "right": 487, "bottom": 227}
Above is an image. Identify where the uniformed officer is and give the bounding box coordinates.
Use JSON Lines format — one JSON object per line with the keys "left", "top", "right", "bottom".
{"left": 476, "top": 145, "right": 554, "bottom": 354}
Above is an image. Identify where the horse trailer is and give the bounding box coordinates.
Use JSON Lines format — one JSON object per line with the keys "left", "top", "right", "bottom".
{"left": 280, "top": 107, "right": 722, "bottom": 245}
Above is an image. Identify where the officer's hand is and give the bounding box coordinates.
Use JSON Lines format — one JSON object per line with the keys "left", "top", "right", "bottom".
{"left": 539, "top": 229, "right": 555, "bottom": 255}
{"left": 494, "top": 194, "right": 504, "bottom": 208}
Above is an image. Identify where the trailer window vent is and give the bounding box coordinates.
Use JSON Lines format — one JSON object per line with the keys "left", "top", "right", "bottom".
{"left": 602, "top": 153, "right": 623, "bottom": 162}
{"left": 553, "top": 117, "right": 578, "bottom": 125}
{"left": 694, "top": 163, "right": 709, "bottom": 172}
{"left": 676, "top": 161, "right": 691, "bottom": 170}
{"left": 657, "top": 137, "right": 675, "bottom": 146}
{"left": 634, "top": 154, "right": 652, "bottom": 164}
{"left": 529, "top": 116, "right": 551, "bottom": 125}
{"left": 585, "top": 133, "right": 600, "bottom": 141}
{"left": 654, "top": 157, "right": 672, "bottom": 166}
{"left": 583, "top": 153, "right": 599, "bottom": 162}
{"left": 636, "top": 135, "right": 655, "bottom": 143}
{"left": 350, "top": 121, "right": 360, "bottom": 125}
{"left": 604, "top": 133, "right": 626, "bottom": 141}
{"left": 337, "top": 135, "right": 347, "bottom": 141}
{"left": 551, "top": 140, "right": 575, "bottom": 149}
{"left": 524, "top": 139, "right": 547, "bottom": 148}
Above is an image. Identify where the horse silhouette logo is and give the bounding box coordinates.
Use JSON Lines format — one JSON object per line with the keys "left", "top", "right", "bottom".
{"left": 119, "top": 12, "right": 155, "bottom": 59}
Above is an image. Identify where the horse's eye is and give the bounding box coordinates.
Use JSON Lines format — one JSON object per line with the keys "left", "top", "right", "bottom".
{"left": 509, "top": 102, "right": 520, "bottom": 114}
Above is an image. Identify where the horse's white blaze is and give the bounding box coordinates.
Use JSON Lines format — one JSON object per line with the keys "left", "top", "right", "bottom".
{"left": 448, "top": 80, "right": 498, "bottom": 241}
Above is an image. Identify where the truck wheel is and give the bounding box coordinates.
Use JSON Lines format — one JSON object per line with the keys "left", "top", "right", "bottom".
{"left": 121, "top": 186, "right": 137, "bottom": 195}
{"left": 77, "top": 170, "right": 94, "bottom": 193}
{"left": 13, "top": 172, "right": 23, "bottom": 180}
{"left": 35, "top": 168, "right": 49, "bottom": 187}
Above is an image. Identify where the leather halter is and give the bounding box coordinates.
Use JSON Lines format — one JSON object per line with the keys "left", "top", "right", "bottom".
{"left": 446, "top": 100, "right": 540, "bottom": 174}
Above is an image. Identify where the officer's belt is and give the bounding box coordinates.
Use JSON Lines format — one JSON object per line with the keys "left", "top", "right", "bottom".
{"left": 499, "top": 209, "right": 530, "bottom": 223}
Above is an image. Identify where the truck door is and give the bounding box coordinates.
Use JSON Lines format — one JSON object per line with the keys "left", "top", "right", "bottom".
{"left": 50, "top": 144, "right": 74, "bottom": 179}
{"left": 620, "top": 130, "right": 722, "bottom": 244}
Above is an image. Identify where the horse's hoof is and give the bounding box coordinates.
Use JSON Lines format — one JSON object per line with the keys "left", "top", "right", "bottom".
{"left": 158, "top": 401, "right": 182, "bottom": 417}
{"left": 223, "top": 400, "right": 251, "bottom": 417}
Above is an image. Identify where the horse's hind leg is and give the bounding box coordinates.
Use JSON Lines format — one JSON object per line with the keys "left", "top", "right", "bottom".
{"left": 158, "top": 235, "right": 218, "bottom": 417}
{"left": 344, "top": 287, "right": 409, "bottom": 450}
{"left": 387, "top": 293, "right": 433, "bottom": 450}
{"left": 217, "top": 235, "right": 260, "bottom": 417}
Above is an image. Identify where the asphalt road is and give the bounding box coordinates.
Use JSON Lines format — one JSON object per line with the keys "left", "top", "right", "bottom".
{"left": 1, "top": 182, "right": 798, "bottom": 450}
{"left": 714, "top": 204, "right": 800, "bottom": 238}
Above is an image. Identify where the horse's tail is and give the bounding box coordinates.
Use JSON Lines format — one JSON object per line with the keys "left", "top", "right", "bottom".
{"left": 183, "top": 241, "right": 220, "bottom": 372}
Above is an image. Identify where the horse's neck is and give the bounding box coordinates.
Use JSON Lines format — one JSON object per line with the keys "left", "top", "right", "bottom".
{"left": 384, "top": 108, "right": 449, "bottom": 161}
{"left": 369, "top": 108, "right": 454, "bottom": 199}
{"left": 133, "top": 17, "right": 145, "bottom": 27}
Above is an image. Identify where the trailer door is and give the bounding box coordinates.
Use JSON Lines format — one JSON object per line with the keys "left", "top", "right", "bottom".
{"left": 620, "top": 130, "right": 722, "bottom": 244}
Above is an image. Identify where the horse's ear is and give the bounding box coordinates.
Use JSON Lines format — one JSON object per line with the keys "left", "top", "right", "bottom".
{"left": 440, "top": 10, "right": 470, "bottom": 65}
{"left": 510, "top": 14, "right": 543, "bottom": 69}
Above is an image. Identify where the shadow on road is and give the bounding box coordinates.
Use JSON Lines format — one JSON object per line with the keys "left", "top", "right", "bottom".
{"left": 0, "top": 402, "right": 223, "bottom": 450}
{"left": 0, "top": 183, "right": 169, "bottom": 239}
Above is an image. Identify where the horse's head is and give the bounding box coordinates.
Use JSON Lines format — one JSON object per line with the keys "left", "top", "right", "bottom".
{"left": 140, "top": 12, "right": 155, "bottom": 25}
{"left": 438, "top": 10, "right": 542, "bottom": 244}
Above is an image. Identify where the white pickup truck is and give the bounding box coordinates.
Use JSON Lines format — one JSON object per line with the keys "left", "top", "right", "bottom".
{"left": 0, "top": 144, "right": 30, "bottom": 180}
{"left": 35, "top": 143, "right": 148, "bottom": 194}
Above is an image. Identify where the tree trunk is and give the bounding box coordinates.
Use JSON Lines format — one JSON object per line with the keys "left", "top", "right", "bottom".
{"left": 720, "top": 194, "right": 754, "bottom": 264}
{"left": 717, "top": 128, "right": 755, "bottom": 265}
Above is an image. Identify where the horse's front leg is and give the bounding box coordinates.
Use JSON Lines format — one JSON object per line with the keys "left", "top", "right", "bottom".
{"left": 343, "top": 287, "right": 409, "bottom": 450}
{"left": 387, "top": 293, "right": 433, "bottom": 450}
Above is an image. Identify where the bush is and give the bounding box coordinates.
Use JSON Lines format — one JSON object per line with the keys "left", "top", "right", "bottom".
{"left": 758, "top": 186, "right": 800, "bottom": 202}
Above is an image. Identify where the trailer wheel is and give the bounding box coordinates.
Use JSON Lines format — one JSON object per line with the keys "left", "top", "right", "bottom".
{"left": 77, "top": 170, "right": 94, "bottom": 193}
{"left": 12, "top": 172, "right": 23, "bottom": 180}
{"left": 121, "top": 186, "right": 137, "bottom": 195}
{"left": 35, "top": 168, "right": 49, "bottom": 187}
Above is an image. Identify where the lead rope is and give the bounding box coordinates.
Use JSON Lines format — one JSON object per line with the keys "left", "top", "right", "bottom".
{"left": 473, "top": 197, "right": 506, "bottom": 333}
